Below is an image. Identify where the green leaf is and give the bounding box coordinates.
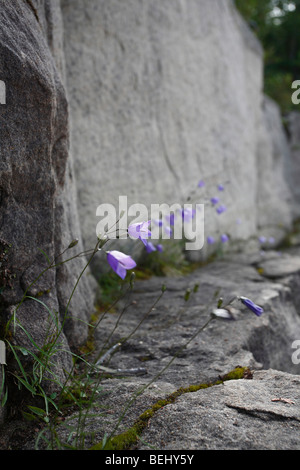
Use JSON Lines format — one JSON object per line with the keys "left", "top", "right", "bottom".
{"left": 7, "top": 341, "right": 29, "bottom": 383}
{"left": 1, "top": 387, "right": 8, "bottom": 407}
{"left": 184, "top": 288, "right": 191, "bottom": 302}
{"left": 15, "top": 375, "right": 37, "bottom": 395}
{"left": 27, "top": 405, "right": 46, "bottom": 417}
{"left": 37, "top": 248, "right": 51, "bottom": 266}
{"left": 22, "top": 411, "right": 39, "bottom": 422}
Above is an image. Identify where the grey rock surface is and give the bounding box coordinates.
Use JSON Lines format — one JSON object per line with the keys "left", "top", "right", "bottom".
{"left": 256, "top": 97, "right": 293, "bottom": 235}
{"left": 258, "top": 254, "right": 300, "bottom": 279}
{"left": 0, "top": 0, "right": 95, "bottom": 400}
{"left": 138, "top": 369, "right": 300, "bottom": 450}
{"left": 61, "top": 0, "right": 294, "bottom": 270}
{"left": 11, "top": 246, "right": 298, "bottom": 450}
{"left": 286, "top": 111, "right": 300, "bottom": 219}
{"left": 1, "top": 0, "right": 300, "bottom": 450}
{"left": 93, "top": 248, "right": 300, "bottom": 383}
{"left": 68, "top": 369, "right": 300, "bottom": 451}
{"left": 87, "top": 248, "right": 300, "bottom": 450}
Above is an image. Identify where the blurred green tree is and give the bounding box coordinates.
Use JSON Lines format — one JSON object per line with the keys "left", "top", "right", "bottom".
{"left": 235, "top": 0, "right": 300, "bottom": 112}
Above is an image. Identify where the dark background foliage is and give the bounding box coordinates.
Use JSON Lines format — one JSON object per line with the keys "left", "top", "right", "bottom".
{"left": 235, "top": 0, "right": 300, "bottom": 112}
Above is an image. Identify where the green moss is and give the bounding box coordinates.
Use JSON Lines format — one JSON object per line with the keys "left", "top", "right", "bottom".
{"left": 96, "top": 272, "right": 124, "bottom": 311}
{"left": 221, "top": 366, "right": 248, "bottom": 381}
{"left": 60, "top": 379, "right": 93, "bottom": 408}
{"left": 277, "top": 217, "right": 300, "bottom": 249}
{"left": 79, "top": 310, "right": 104, "bottom": 356}
{"left": 35, "top": 289, "right": 51, "bottom": 298}
{"left": 137, "top": 355, "right": 154, "bottom": 362}
{"left": 90, "top": 366, "right": 251, "bottom": 450}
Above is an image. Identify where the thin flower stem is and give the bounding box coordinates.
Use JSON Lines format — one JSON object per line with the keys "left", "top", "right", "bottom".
{"left": 47, "top": 240, "right": 101, "bottom": 363}
{"left": 93, "top": 282, "right": 133, "bottom": 332}
{"left": 94, "top": 297, "right": 134, "bottom": 365}
{"left": 119, "top": 290, "right": 165, "bottom": 347}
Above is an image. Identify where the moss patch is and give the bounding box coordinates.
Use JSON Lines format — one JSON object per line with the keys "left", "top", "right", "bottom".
{"left": 90, "top": 366, "right": 251, "bottom": 450}
{"left": 278, "top": 217, "right": 300, "bottom": 249}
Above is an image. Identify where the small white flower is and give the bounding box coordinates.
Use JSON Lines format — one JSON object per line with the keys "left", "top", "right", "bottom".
{"left": 211, "top": 308, "right": 233, "bottom": 320}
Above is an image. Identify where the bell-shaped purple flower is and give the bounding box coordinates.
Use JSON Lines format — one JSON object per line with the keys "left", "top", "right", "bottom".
{"left": 207, "top": 236, "right": 215, "bottom": 245}
{"left": 153, "top": 218, "right": 163, "bottom": 227}
{"left": 128, "top": 221, "right": 151, "bottom": 246}
{"left": 165, "top": 214, "right": 175, "bottom": 226}
{"left": 107, "top": 250, "right": 136, "bottom": 280}
{"left": 145, "top": 241, "right": 156, "bottom": 253}
{"left": 220, "top": 233, "right": 229, "bottom": 243}
{"left": 210, "top": 197, "right": 219, "bottom": 205}
{"left": 216, "top": 205, "right": 226, "bottom": 214}
{"left": 239, "top": 296, "right": 264, "bottom": 316}
{"left": 181, "top": 207, "right": 196, "bottom": 222}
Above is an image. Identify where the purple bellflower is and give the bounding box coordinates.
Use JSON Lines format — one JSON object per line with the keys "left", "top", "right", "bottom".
{"left": 210, "top": 197, "right": 219, "bottom": 205}
{"left": 239, "top": 296, "right": 264, "bottom": 316}
{"left": 207, "top": 236, "right": 215, "bottom": 245}
{"left": 107, "top": 250, "right": 137, "bottom": 280}
{"left": 145, "top": 241, "right": 156, "bottom": 253}
{"left": 216, "top": 204, "right": 226, "bottom": 214}
{"left": 128, "top": 221, "right": 151, "bottom": 246}
{"left": 198, "top": 180, "right": 205, "bottom": 188}
{"left": 220, "top": 233, "right": 229, "bottom": 243}
{"left": 153, "top": 218, "right": 163, "bottom": 227}
{"left": 165, "top": 213, "right": 175, "bottom": 226}
{"left": 181, "top": 207, "right": 196, "bottom": 222}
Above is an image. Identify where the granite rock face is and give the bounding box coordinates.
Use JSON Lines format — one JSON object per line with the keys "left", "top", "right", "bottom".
{"left": 256, "top": 97, "right": 293, "bottom": 236}
{"left": 13, "top": 246, "right": 300, "bottom": 450}
{"left": 0, "top": 0, "right": 95, "bottom": 406}
{"left": 137, "top": 369, "right": 300, "bottom": 450}
{"left": 61, "top": 0, "right": 294, "bottom": 270}
{"left": 0, "top": 0, "right": 299, "bottom": 444}
{"left": 286, "top": 111, "right": 300, "bottom": 218}
{"left": 83, "top": 248, "right": 300, "bottom": 450}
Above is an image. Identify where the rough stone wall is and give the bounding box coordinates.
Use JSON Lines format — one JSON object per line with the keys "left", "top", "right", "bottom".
{"left": 256, "top": 96, "right": 293, "bottom": 238}
{"left": 0, "top": 0, "right": 95, "bottom": 404}
{"left": 286, "top": 111, "right": 300, "bottom": 219}
{"left": 61, "top": 0, "right": 294, "bottom": 269}
{"left": 0, "top": 0, "right": 299, "bottom": 436}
